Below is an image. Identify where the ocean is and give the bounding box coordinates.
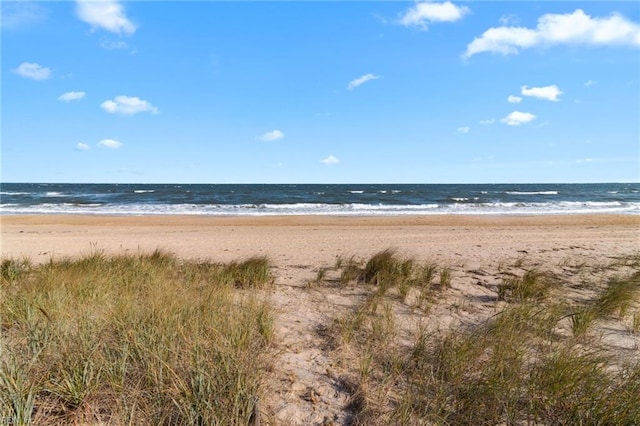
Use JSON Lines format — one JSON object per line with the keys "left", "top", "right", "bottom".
{"left": 1, "top": 183, "right": 638, "bottom": 216}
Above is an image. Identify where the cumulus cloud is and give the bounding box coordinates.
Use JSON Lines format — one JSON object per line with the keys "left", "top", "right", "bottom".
{"left": 258, "top": 130, "right": 284, "bottom": 142}
{"left": 347, "top": 73, "right": 380, "bottom": 90}
{"left": 14, "top": 62, "right": 50, "bottom": 80}
{"left": 507, "top": 95, "right": 522, "bottom": 103}
{"left": 97, "top": 138, "right": 123, "bottom": 149}
{"left": 58, "top": 91, "right": 86, "bottom": 102}
{"left": 399, "top": 1, "right": 469, "bottom": 29}
{"left": 501, "top": 111, "right": 536, "bottom": 126}
{"left": 76, "top": 0, "right": 136, "bottom": 35}
{"left": 457, "top": 126, "right": 470, "bottom": 133}
{"left": 521, "top": 85, "right": 563, "bottom": 101}
{"left": 101, "top": 95, "right": 158, "bottom": 115}
{"left": 585, "top": 80, "right": 597, "bottom": 86}
{"left": 75, "top": 142, "right": 90, "bottom": 151}
{"left": 321, "top": 155, "right": 340, "bottom": 165}
{"left": 464, "top": 9, "right": 640, "bottom": 57}
{"left": 480, "top": 118, "right": 496, "bottom": 125}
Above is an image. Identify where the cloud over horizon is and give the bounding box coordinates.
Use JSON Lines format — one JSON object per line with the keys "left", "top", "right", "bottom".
{"left": 75, "top": 142, "right": 90, "bottom": 151}
{"left": 76, "top": 0, "right": 136, "bottom": 35}
{"left": 347, "top": 73, "right": 380, "bottom": 90}
{"left": 14, "top": 62, "right": 50, "bottom": 80}
{"left": 400, "top": 1, "right": 469, "bottom": 29}
{"left": 464, "top": 9, "right": 640, "bottom": 57}
{"left": 321, "top": 155, "right": 340, "bottom": 165}
{"left": 101, "top": 95, "right": 158, "bottom": 115}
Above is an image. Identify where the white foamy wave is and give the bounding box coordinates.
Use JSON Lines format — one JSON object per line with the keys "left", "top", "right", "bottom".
{"left": 505, "top": 191, "right": 559, "bottom": 195}
{"left": 134, "top": 190, "right": 155, "bottom": 194}
{"left": 1, "top": 200, "right": 638, "bottom": 216}
{"left": 349, "top": 190, "right": 364, "bottom": 194}
{"left": 45, "top": 192, "right": 67, "bottom": 197}
{"left": 0, "top": 191, "right": 30, "bottom": 196}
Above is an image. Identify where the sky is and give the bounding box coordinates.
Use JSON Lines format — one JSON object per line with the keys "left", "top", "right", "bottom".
{"left": 1, "top": 0, "right": 639, "bottom": 184}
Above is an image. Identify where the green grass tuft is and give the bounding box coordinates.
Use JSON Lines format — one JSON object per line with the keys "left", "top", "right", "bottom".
{"left": 498, "top": 269, "right": 554, "bottom": 303}
{"left": 0, "top": 252, "right": 273, "bottom": 425}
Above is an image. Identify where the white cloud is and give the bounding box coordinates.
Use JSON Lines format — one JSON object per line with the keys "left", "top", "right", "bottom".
{"left": 400, "top": 1, "right": 469, "bottom": 29}
{"left": 258, "top": 130, "right": 284, "bottom": 142}
{"left": 97, "top": 139, "right": 123, "bottom": 149}
{"left": 521, "top": 85, "right": 563, "bottom": 101}
{"left": 14, "top": 62, "right": 51, "bottom": 80}
{"left": 321, "top": 155, "right": 340, "bottom": 165}
{"left": 101, "top": 95, "right": 158, "bottom": 115}
{"left": 347, "top": 73, "right": 380, "bottom": 90}
{"left": 76, "top": 0, "right": 136, "bottom": 35}
{"left": 75, "top": 142, "right": 90, "bottom": 151}
{"left": 58, "top": 91, "right": 86, "bottom": 102}
{"left": 507, "top": 95, "right": 522, "bottom": 103}
{"left": 479, "top": 118, "right": 496, "bottom": 125}
{"left": 585, "top": 80, "right": 597, "bottom": 86}
{"left": 501, "top": 111, "right": 536, "bottom": 126}
{"left": 457, "top": 126, "right": 470, "bottom": 134}
{"left": 464, "top": 9, "right": 640, "bottom": 57}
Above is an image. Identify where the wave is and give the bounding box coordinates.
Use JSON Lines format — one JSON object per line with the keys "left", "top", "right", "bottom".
{"left": 0, "top": 191, "right": 30, "bottom": 196}
{"left": 134, "top": 190, "right": 156, "bottom": 194}
{"left": 505, "top": 191, "right": 559, "bottom": 195}
{"left": 349, "top": 190, "right": 364, "bottom": 194}
{"left": 1, "top": 201, "right": 638, "bottom": 216}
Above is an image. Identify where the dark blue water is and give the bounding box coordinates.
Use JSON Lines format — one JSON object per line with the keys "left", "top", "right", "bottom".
{"left": 1, "top": 183, "right": 638, "bottom": 216}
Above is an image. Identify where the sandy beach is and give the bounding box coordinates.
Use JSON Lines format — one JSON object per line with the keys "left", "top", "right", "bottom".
{"left": 2, "top": 214, "right": 639, "bottom": 424}
{"left": 2, "top": 214, "right": 639, "bottom": 267}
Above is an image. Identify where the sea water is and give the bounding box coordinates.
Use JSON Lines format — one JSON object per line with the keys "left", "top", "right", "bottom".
{"left": 1, "top": 183, "right": 638, "bottom": 216}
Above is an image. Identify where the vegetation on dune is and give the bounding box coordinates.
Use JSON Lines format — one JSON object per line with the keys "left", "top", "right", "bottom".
{"left": 2, "top": 247, "right": 639, "bottom": 425}
{"left": 0, "top": 251, "right": 273, "bottom": 425}
{"left": 319, "top": 250, "right": 640, "bottom": 425}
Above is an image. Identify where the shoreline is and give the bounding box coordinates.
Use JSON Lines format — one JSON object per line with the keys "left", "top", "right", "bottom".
{"left": 2, "top": 212, "right": 639, "bottom": 226}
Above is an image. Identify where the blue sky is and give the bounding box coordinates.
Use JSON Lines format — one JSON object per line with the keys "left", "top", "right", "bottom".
{"left": 2, "top": 1, "right": 639, "bottom": 184}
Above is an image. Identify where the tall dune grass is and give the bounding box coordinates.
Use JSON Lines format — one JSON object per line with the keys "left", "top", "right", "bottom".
{"left": 326, "top": 250, "right": 640, "bottom": 425}
{"left": 0, "top": 251, "right": 273, "bottom": 425}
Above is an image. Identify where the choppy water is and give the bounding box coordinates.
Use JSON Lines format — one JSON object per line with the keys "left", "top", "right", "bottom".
{"left": 1, "top": 183, "right": 638, "bottom": 216}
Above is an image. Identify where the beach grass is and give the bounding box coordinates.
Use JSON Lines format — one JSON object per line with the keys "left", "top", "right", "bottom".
{"left": 2, "top": 247, "right": 639, "bottom": 425}
{"left": 324, "top": 251, "right": 640, "bottom": 425}
{"left": 0, "top": 251, "right": 273, "bottom": 425}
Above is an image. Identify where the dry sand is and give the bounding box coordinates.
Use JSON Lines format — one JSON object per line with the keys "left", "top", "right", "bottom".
{"left": 2, "top": 214, "right": 639, "bottom": 424}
